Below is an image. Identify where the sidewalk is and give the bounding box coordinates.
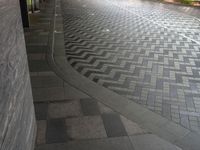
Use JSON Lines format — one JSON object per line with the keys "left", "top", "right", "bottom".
{"left": 24, "top": 0, "right": 199, "bottom": 150}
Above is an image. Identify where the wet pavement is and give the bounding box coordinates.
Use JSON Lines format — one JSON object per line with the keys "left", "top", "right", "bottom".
{"left": 62, "top": 0, "right": 200, "bottom": 132}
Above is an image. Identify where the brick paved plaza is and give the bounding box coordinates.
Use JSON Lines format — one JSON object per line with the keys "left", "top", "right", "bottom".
{"left": 24, "top": 0, "right": 200, "bottom": 149}
{"left": 63, "top": 0, "right": 200, "bottom": 132}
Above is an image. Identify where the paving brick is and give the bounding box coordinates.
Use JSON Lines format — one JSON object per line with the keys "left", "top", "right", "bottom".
{"left": 65, "top": 116, "right": 107, "bottom": 139}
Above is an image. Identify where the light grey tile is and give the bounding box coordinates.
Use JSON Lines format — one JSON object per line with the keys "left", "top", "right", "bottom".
{"left": 65, "top": 116, "right": 107, "bottom": 139}
{"left": 48, "top": 101, "right": 82, "bottom": 118}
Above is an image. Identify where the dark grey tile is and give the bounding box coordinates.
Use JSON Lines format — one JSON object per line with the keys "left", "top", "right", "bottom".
{"left": 102, "top": 114, "right": 127, "bottom": 137}
{"left": 46, "top": 119, "right": 68, "bottom": 144}
{"left": 28, "top": 60, "right": 51, "bottom": 72}
{"left": 32, "top": 87, "right": 65, "bottom": 102}
{"left": 34, "top": 103, "right": 48, "bottom": 120}
{"left": 80, "top": 98, "right": 100, "bottom": 116}
{"left": 26, "top": 45, "right": 47, "bottom": 54}
{"left": 31, "top": 75, "right": 63, "bottom": 88}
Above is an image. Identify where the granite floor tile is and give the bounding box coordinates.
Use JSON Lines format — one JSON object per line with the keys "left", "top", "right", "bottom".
{"left": 26, "top": 45, "right": 47, "bottom": 54}
{"left": 36, "top": 120, "right": 47, "bottom": 145}
{"left": 48, "top": 100, "right": 82, "bottom": 118}
{"left": 65, "top": 116, "right": 107, "bottom": 140}
{"left": 31, "top": 75, "right": 63, "bottom": 88}
{"left": 130, "top": 134, "right": 181, "bottom": 150}
{"left": 46, "top": 119, "right": 68, "bottom": 144}
{"left": 80, "top": 98, "right": 100, "bottom": 116}
{"left": 28, "top": 53, "right": 45, "bottom": 60}
{"left": 102, "top": 114, "right": 127, "bottom": 137}
{"left": 34, "top": 102, "right": 48, "bottom": 120}
{"left": 28, "top": 60, "right": 51, "bottom": 72}
{"left": 32, "top": 87, "right": 65, "bottom": 102}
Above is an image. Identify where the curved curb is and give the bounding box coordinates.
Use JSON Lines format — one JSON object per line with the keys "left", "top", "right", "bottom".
{"left": 47, "top": 0, "right": 200, "bottom": 149}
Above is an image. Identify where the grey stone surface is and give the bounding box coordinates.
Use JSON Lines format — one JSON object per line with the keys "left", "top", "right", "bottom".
{"left": 102, "top": 114, "right": 127, "bottom": 137}
{"left": 65, "top": 116, "right": 107, "bottom": 139}
{"left": 48, "top": 100, "right": 82, "bottom": 118}
{"left": 120, "top": 115, "right": 145, "bottom": 135}
{"left": 32, "top": 87, "right": 65, "bottom": 101}
{"left": 64, "top": 82, "right": 89, "bottom": 100}
{"left": 36, "top": 120, "right": 47, "bottom": 145}
{"left": 46, "top": 119, "right": 68, "bottom": 143}
{"left": 31, "top": 75, "right": 64, "bottom": 88}
{"left": 98, "top": 102, "right": 115, "bottom": 114}
{"left": 35, "top": 136, "right": 134, "bottom": 150}
{"left": 0, "top": 0, "right": 36, "bottom": 149}
{"left": 29, "top": 60, "right": 51, "bottom": 72}
{"left": 130, "top": 134, "right": 182, "bottom": 150}
{"left": 35, "top": 102, "right": 48, "bottom": 120}
{"left": 80, "top": 98, "right": 100, "bottom": 116}
{"left": 175, "top": 132, "right": 200, "bottom": 150}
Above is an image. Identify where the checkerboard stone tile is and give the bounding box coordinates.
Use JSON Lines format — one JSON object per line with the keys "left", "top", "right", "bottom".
{"left": 48, "top": 100, "right": 82, "bottom": 118}
{"left": 62, "top": 0, "right": 200, "bottom": 132}
{"left": 32, "top": 87, "right": 65, "bottom": 102}
{"left": 120, "top": 115, "right": 146, "bottom": 135}
{"left": 36, "top": 120, "right": 47, "bottom": 145}
{"left": 31, "top": 75, "right": 64, "bottom": 88}
{"left": 46, "top": 119, "right": 68, "bottom": 143}
{"left": 80, "top": 98, "right": 101, "bottom": 115}
{"left": 65, "top": 116, "right": 107, "bottom": 139}
{"left": 35, "top": 102, "right": 48, "bottom": 120}
{"left": 35, "top": 98, "right": 148, "bottom": 145}
{"left": 98, "top": 102, "right": 115, "bottom": 114}
{"left": 102, "top": 114, "right": 127, "bottom": 137}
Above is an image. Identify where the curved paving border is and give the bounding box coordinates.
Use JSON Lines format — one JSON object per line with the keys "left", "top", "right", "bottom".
{"left": 47, "top": 0, "right": 200, "bottom": 149}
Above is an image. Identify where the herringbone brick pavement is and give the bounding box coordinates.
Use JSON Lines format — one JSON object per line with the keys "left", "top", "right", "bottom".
{"left": 62, "top": 0, "right": 200, "bottom": 132}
